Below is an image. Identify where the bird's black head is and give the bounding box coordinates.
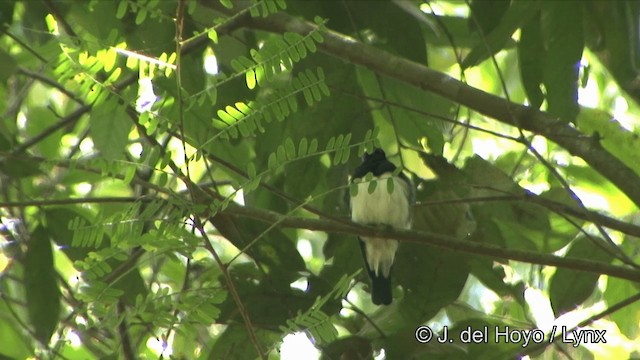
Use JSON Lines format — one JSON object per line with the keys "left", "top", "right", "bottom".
{"left": 362, "top": 148, "right": 387, "bottom": 164}
{"left": 354, "top": 148, "right": 396, "bottom": 178}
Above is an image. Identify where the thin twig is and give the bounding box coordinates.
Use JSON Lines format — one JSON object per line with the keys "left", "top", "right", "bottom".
{"left": 192, "top": 217, "right": 265, "bottom": 359}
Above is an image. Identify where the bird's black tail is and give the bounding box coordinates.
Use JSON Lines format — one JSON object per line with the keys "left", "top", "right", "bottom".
{"left": 370, "top": 272, "right": 392, "bottom": 305}
{"left": 358, "top": 239, "right": 392, "bottom": 305}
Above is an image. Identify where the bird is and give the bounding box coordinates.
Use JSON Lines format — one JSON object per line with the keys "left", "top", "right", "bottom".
{"left": 350, "top": 148, "right": 412, "bottom": 305}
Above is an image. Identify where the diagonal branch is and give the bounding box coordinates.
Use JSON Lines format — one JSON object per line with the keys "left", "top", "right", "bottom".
{"left": 239, "top": 11, "right": 640, "bottom": 209}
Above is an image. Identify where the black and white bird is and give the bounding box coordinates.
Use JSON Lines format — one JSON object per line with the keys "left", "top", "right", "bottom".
{"left": 350, "top": 148, "right": 412, "bottom": 305}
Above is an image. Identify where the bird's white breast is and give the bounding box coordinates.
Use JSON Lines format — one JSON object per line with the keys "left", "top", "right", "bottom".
{"left": 350, "top": 174, "right": 411, "bottom": 229}
{"left": 350, "top": 174, "right": 411, "bottom": 277}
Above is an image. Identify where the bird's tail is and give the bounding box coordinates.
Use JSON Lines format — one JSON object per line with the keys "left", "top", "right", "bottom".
{"left": 358, "top": 238, "right": 393, "bottom": 305}
{"left": 370, "top": 272, "right": 392, "bottom": 305}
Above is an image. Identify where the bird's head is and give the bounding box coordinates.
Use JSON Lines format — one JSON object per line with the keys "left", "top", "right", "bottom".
{"left": 362, "top": 148, "right": 387, "bottom": 164}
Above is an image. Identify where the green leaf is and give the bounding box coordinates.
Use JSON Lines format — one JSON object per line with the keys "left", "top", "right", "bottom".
{"left": 308, "top": 138, "right": 318, "bottom": 154}
{"left": 462, "top": 1, "right": 541, "bottom": 69}
{"left": 245, "top": 68, "right": 256, "bottom": 89}
{"left": 414, "top": 187, "right": 475, "bottom": 239}
{"left": 0, "top": 302, "right": 31, "bottom": 359}
{"left": 135, "top": 8, "right": 147, "bottom": 25}
{"left": 284, "top": 156, "right": 323, "bottom": 199}
{"left": 393, "top": 244, "right": 469, "bottom": 329}
{"left": 0, "top": 49, "right": 17, "bottom": 83}
{"left": 549, "top": 236, "right": 614, "bottom": 316}
{"left": 469, "top": 258, "right": 525, "bottom": 300}
{"left": 355, "top": 70, "right": 447, "bottom": 156}
{"left": 349, "top": 182, "right": 358, "bottom": 197}
{"left": 576, "top": 107, "right": 640, "bottom": 178}
{"left": 518, "top": 14, "right": 544, "bottom": 109}
{"left": 284, "top": 137, "right": 296, "bottom": 159}
{"left": 90, "top": 102, "right": 130, "bottom": 160}
{"left": 247, "top": 162, "right": 256, "bottom": 178}
{"left": 462, "top": 156, "right": 576, "bottom": 252}
{"left": 298, "top": 137, "right": 308, "bottom": 155}
{"left": 25, "top": 106, "right": 63, "bottom": 158}
{"left": 468, "top": 0, "right": 510, "bottom": 34}
{"left": 0, "top": 1, "right": 15, "bottom": 25}
{"left": 325, "top": 136, "right": 336, "bottom": 151}
{"left": 267, "top": 152, "right": 278, "bottom": 170}
{"left": 366, "top": 176, "right": 377, "bottom": 194}
{"left": 24, "top": 226, "right": 61, "bottom": 344}
{"left": 605, "top": 277, "right": 640, "bottom": 339}
{"left": 276, "top": 144, "right": 286, "bottom": 164}
{"left": 0, "top": 157, "right": 41, "bottom": 178}
{"left": 209, "top": 325, "right": 277, "bottom": 359}
{"left": 386, "top": 176, "right": 394, "bottom": 194}
{"left": 541, "top": 1, "right": 584, "bottom": 122}
{"left": 208, "top": 28, "right": 218, "bottom": 43}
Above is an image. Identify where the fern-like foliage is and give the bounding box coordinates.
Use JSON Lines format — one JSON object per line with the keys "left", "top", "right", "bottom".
{"left": 267, "top": 126, "right": 380, "bottom": 170}
{"left": 267, "top": 136, "right": 319, "bottom": 171}
{"left": 278, "top": 272, "right": 357, "bottom": 345}
{"left": 210, "top": 67, "right": 330, "bottom": 141}
{"left": 69, "top": 215, "right": 105, "bottom": 249}
{"left": 230, "top": 25, "right": 325, "bottom": 89}
{"left": 176, "top": 287, "right": 227, "bottom": 326}
{"left": 252, "top": 129, "right": 378, "bottom": 191}
{"left": 76, "top": 279, "right": 124, "bottom": 308}
{"left": 216, "top": 130, "right": 377, "bottom": 222}
{"left": 130, "top": 287, "right": 177, "bottom": 329}
{"left": 74, "top": 248, "right": 128, "bottom": 280}
{"left": 248, "top": 0, "right": 287, "bottom": 18}
{"left": 115, "top": 0, "right": 174, "bottom": 24}
{"left": 52, "top": 52, "right": 114, "bottom": 106}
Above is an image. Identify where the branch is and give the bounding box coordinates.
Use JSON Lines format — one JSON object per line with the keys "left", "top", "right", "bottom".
{"left": 1, "top": 183, "right": 638, "bottom": 282}
{"left": 224, "top": 202, "right": 640, "bottom": 283}
{"left": 241, "top": 11, "right": 640, "bottom": 209}
{"left": 193, "top": 217, "right": 265, "bottom": 359}
{"left": 2, "top": 191, "right": 639, "bottom": 281}
{"left": 17, "top": 67, "right": 84, "bottom": 105}
{"left": 0, "top": 197, "right": 142, "bottom": 208}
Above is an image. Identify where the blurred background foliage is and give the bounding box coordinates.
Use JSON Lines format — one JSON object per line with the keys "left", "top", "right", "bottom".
{"left": 1, "top": 0, "right": 640, "bottom": 359}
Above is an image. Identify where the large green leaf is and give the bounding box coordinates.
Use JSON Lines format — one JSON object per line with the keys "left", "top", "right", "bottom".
{"left": 517, "top": 13, "right": 544, "bottom": 109}
{"left": 468, "top": 258, "right": 525, "bottom": 301}
{"left": 24, "top": 226, "right": 61, "bottom": 344}
{"left": 395, "top": 244, "right": 470, "bottom": 326}
{"left": 0, "top": 300, "right": 31, "bottom": 359}
{"left": 89, "top": 101, "right": 130, "bottom": 160}
{"left": 211, "top": 213, "right": 305, "bottom": 281}
{"left": 216, "top": 263, "right": 313, "bottom": 326}
{"left": 577, "top": 107, "right": 640, "bottom": 177}
{"left": 462, "top": 1, "right": 540, "bottom": 69}
{"left": 549, "top": 236, "right": 614, "bottom": 316}
{"left": 465, "top": 157, "right": 577, "bottom": 252}
{"left": 414, "top": 187, "right": 475, "bottom": 239}
{"left": 312, "top": 233, "right": 363, "bottom": 315}
{"left": 541, "top": 1, "right": 584, "bottom": 122}
{"left": 604, "top": 276, "right": 640, "bottom": 339}
{"left": 44, "top": 207, "right": 147, "bottom": 304}
{"left": 0, "top": 49, "right": 16, "bottom": 84}
{"left": 208, "top": 325, "right": 280, "bottom": 360}
{"left": 468, "top": 0, "right": 510, "bottom": 35}
{"left": 356, "top": 69, "right": 447, "bottom": 156}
